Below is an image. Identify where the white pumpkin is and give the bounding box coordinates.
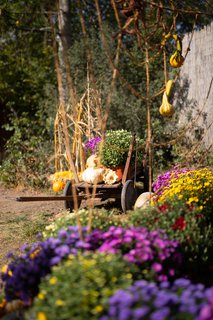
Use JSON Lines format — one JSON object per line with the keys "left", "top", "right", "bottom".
{"left": 103, "top": 168, "right": 118, "bottom": 185}
{"left": 134, "top": 192, "right": 154, "bottom": 209}
{"left": 81, "top": 167, "right": 104, "bottom": 184}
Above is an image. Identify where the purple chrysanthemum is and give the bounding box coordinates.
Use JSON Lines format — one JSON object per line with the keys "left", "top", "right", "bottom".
{"left": 101, "top": 279, "right": 213, "bottom": 320}
{"left": 84, "top": 136, "right": 101, "bottom": 155}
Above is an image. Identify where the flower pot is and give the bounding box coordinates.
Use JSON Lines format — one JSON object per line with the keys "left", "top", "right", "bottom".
{"left": 115, "top": 167, "right": 124, "bottom": 181}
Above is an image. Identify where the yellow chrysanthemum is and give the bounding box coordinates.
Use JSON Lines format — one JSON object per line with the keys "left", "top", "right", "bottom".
{"left": 37, "top": 293, "right": 45, "bottom": 300}
{"left": 1, "top": 264, "right": 12, "bottom": 276}
{"left": 94, "top": 305, "right": 103, "bottom": 313}
{"left": 37, "top": 312, "right": 47, "bottom": 320}
{"left": 158, "top": 168, "right": 213, "bottom": 210}
{"left": 1, "top": 265, "right": 8, "bottom": 273}
{"left": 55, "top": 299, "right": 65, "bottom": 306}
{"left": 49, "top": 276, "right": 57, "bottom": 285}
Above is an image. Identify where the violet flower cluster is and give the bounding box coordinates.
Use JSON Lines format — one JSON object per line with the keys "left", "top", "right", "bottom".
{"left": 84, "top": 136, "right": 101, "bottom": 156}
{"left": 1, "top": 226, "right": 182, "bottom": 305}
{"left": 1, "top": 226, "right": 89, "bottom": 304}
{"left": 100, "top": 278, "right": 213, "bottom": 320}
{"left": 88, "top": 227, "right": 182, "bottom": 281}
{"left": 152, "top": 167, "right": 191, "bottom": 195}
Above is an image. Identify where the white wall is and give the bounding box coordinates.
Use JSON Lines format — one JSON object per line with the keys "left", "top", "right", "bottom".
{"left": 180, "top": 22, "right": 213, "bottom": 148}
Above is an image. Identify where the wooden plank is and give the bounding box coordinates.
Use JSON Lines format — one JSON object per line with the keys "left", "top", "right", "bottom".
{"left": 76, "top": 182, "right": 122, "bottom": 189}
{"left": 16, "top": 191, "right": 122, "bottom": 202}
{"left": 16, "top": 195, "right": 85, "bottom": 202}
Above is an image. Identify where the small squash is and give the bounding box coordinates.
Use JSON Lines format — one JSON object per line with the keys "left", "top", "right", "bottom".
{"left": 52, "top": 181, "right": 65, "bottom": 192}
{"left": 86, "top": 154, "right": 99, "bottom": 168}
{"left": 81, "top": 167, "right": 104, "bottom": 184}
{"left": 159, "top": 92, "right": 174, "bottom": 117}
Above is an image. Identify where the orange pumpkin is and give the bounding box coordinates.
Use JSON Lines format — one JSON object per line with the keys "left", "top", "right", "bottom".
{"left": 52, "top": 181, "right": 65, "bottom": 192}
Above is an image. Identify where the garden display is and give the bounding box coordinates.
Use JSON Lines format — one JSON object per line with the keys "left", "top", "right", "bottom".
{"left": 1, "top": 1, "right": 212, "bottom": 320}
{"left": 1, "top": 165, "right": 213, "bottom": 319}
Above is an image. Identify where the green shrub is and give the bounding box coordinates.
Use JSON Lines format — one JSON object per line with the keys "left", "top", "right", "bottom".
{"left": 42, "top": 208, "right": 128, "bottom": 239}
{"left": 26, "top": 253, "right": 138, "bottom": 320}
{"left": 0, "top": 111, "right": 54, "bottom": 188}
{"left": 99, "top": 130, "right": 144, "bottom": 168}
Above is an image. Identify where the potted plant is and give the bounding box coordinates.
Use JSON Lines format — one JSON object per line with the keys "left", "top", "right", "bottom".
{"left": 99, "top": 130, "right": 144, "bottom": 179}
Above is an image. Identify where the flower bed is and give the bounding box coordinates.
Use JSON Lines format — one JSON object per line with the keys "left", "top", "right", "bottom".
{"left": 0, "top": 166, "right": 212, "bottom": 319}
{"left": 1, "top": 226, "right": 182, "bottom": 307}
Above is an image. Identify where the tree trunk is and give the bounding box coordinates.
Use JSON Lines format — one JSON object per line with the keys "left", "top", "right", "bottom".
{"left": 58, "top": 0, "right": 72, "bottom": 48}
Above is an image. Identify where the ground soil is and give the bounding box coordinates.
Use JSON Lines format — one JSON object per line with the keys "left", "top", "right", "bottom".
{"left": 0, "top": 186, "right": 65, "bottom": 215}
{"left": 0, "top": 186, "right": 65, "bottom": 268}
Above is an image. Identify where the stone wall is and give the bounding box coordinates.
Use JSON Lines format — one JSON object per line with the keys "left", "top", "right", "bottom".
{"left": 179, "top": 22, "right": 213, "bottom": 148}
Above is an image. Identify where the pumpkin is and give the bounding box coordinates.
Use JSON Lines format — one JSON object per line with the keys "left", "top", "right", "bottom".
{"left": 103, "top": 169, "right": 118, "bottom": 185}
{"left": 81, "top": 167, "right": 104, "bottom": 184}
{"left": 134, "top": 192, "right": 154, "bottom": 209}
{"left": 52, "top": 181, "right": 65, "bottom": 192}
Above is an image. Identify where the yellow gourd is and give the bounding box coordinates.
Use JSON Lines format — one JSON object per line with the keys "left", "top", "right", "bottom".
{"left": 159, "top": 92, "right": 174, "bottom": 117}
{"left": 169, "top": 51, "right": 184, "bottom": 68}
{"left": 169, "top": 34, "right": 184, "bottom": 68}
{"left": 162, "top": 33, "right": 184, "bottom": 68}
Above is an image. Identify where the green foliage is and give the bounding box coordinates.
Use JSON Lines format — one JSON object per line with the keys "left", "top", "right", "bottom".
{"left": 99, "top": 130, "right": 144, "bottom": 168}
{"left": 0, "top": 0, "right": 56, "bottom": 186}
{"left": 26, "top": 252, "right": 137, "bottom": 320}
{"left": 0, "top": 0, "right": 211, "bottom": 187}
{"left": 42, "top": 208, "right": 128, "bottom": 239}
{"left": 0, "top": 110, "right": 54, "bottom": 188}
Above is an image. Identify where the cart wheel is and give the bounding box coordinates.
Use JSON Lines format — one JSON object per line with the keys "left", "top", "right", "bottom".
{"left": 121, "top": 180, "right": 138, "bottom": 213}
{"left": 63, "top": 181, "right": 81, "bottom": 212}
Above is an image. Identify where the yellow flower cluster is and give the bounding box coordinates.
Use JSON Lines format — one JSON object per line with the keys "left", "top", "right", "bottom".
{"left": 37, "top": 312, "right": 47, "bottom": 320}
{"left": 158, "top": 168, "right": 213, "bottom": 210}
{"left": 49, "top": 171, "right": 75, "bottom": 183}
{"left": 1, "top": 265, "right": 12, "bottom": 277}
{"left": 49, "top": 170, "right": 83, "bottom": 192}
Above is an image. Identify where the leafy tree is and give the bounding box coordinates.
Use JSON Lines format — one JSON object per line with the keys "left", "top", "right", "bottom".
{"left": 0, "top": 0, "right": 211, "bottom": 186}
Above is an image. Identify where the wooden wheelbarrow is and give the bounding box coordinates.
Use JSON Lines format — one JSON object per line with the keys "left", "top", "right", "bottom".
{"left": 17, "top": 135, "right": 150, "bottom": 213}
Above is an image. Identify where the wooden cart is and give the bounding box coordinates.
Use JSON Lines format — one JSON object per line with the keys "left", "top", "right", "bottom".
{"left": 17, "top": 135, "right": 150, "bottom": 213}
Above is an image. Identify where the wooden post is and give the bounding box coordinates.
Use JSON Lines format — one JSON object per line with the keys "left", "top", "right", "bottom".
{"left": 145, "top": 46, "right": 152, "bottom": 193}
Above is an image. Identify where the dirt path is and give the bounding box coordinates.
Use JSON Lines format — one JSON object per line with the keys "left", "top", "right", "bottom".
{"left": 0, "top": 186, "right": 65, "bottom": 267}
{"left": 0, "top": 186, "right": 65, "bottom": 215}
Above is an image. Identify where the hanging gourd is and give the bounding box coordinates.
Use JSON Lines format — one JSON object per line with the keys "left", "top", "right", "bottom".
{"left": 169, "top": 34, "right": 185, "bottom": 68}
{"left": 162, "top": 33, "right": 185, "bottom": 68}
{"left": 159, "top": 80, "right": 174, "bottom": 117}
